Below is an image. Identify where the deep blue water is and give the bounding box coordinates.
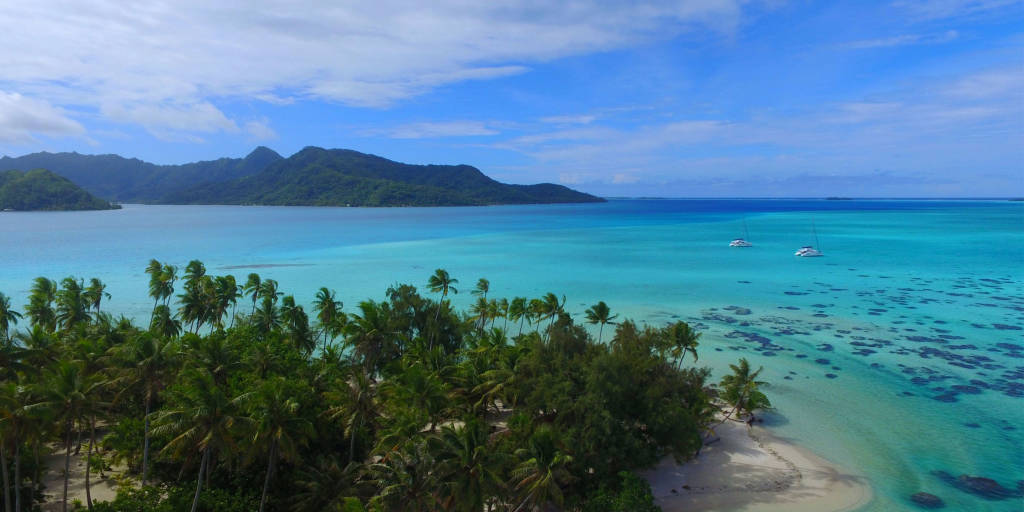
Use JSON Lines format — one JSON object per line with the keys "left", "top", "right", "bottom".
{"left": 1, "top": 199, "right": 1022, "bottom": 511}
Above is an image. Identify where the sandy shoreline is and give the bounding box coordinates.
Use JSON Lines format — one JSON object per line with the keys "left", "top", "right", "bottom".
{"left": 643, "top": 420, "right": 872, "bottom": 512}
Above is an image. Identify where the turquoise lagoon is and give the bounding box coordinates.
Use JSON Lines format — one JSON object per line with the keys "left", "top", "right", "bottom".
{"left": 1, "top": 199, "right": 1022, "bottom": 511}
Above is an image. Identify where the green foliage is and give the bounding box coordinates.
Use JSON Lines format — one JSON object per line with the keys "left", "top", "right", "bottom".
{"left": 158, "top": 147, "right": 604, "bottom": 206}
{"left": 92, "top": 485, "right": 258, "bottom": 512}
{"left": 0, "top": 146, "right": 282, "bottom": 201}
{"left": 0, "top": 169, "right": 119, "bottom": 211}
{"left": 0, "top": 262, "right": 757, "bottom": 512}
{"left": 583, "top": 471, "right": 661, "bottom": 512}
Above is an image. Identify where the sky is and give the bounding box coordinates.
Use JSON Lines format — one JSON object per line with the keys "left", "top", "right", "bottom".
{"left": 0, "top": 0, "right": 1022, "bottom": 197}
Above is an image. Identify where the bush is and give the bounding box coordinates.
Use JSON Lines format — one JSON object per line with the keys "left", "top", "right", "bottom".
{"left": 583, "top": 471, "right": 661, "bottom": 512}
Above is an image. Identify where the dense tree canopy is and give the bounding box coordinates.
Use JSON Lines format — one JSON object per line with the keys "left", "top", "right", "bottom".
{"left": 0, "top": 263, "right": 769, "bottom": 512}
{"left": 0, "top": 169, "right": 119, "bottom": 211}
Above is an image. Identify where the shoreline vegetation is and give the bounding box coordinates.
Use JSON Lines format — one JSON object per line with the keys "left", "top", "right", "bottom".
{"left": 0, "top": 147, "right": 603, "bottom": 207}
{"left": 0, "top": 261, "right": 816, "bottom": 512}
{"left": 0, "top": 169, "right": 120, "bottom": 211}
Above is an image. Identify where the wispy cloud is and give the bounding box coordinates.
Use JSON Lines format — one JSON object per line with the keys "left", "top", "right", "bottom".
{"left": 892, "top": 0, "right": 1020, "bottom": 19}
{"left": 0, "top": 91, "right": 84, "bottom": 143}
{"left": 371, "top": 121, "right": 500, "bottom": 139}
{"left": 842, "top": 30, "right": 958, "bottom": 49}
{"left": 540, "top": 114, "right": 599, "bottom": 125}
{"left": 0, "top": 1, "right": 751, "bottom": 140}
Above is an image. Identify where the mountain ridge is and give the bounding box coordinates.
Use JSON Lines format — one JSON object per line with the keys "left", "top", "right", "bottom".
{"left": 2, "top": 146, "right": 602, "bottom": 207}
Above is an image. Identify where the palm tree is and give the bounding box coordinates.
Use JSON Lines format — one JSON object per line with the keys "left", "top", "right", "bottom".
{"left": 0, "top": 293, "right": 23, "bottom": 342}
{"left": 313, "top": 287, "right": 343, "bottom": 346}
{"left": 430, "top": 419, "right": 505, "bottom": 512}
{"left": 160, "top": 264, "right": 178, "bottom": 307}
{"left": 29, "top": 361, "right": 95, "bottom": 512}
{"left": 83, "top": 278, "right": 110, "bottom": 314}
{"left": 471, "top": 278, "right": 489, "bottom": 302}
{"left": 212, "top": 275, "right": 239, "bottom": 329}
{"left": 152, "top": 370, "right": 249, "bottom": 512}
{"left": 719, "top": 358, "right": 771, "bottom": 422}
{"left": 369, "top": 438, "right": 439, "bottom": 512}
{"left": 183, "top": 260, "right": 206, "bottom": 291}
{"left": 56, "top": 277, "right": 91, "bottom": 331}
{"left": 511, "top": 426, "right": 573, "bottom": 512}
{"left": 325, "top": 369, "right": 379, "bottom": 465}
{"left": 426, "top": 269, "right": 458, "bottom": 348}
{"left": 112, "top": 334, "right": 177, "bottom": 486}
{"left": 245, "top": 379, "right": 314, "bottom": 512}
{"left": 584, "top": 301, "right": 618, "bottom": 343}
{"left": 486, "top": 299, "right": 502, "bottom": 329}
{"left": 470, "top": 296, "right": 490, "bottom": 332}
{"left": 533, "top": 293, "right": 565, "bottom": 340}
{"left": 507, "top": 297, "right": 529, "bottom": 337}
{"left": 281, "top": 296, "right": 314, "bottom": 355}
{"left": 344, "top": 301, "right": 397, "bottom": 376}
{"left": 150, "top": 305, "right": 181, "bottom": 339}
{"left": 145, "top": 259, "right": 163, "bottom": 311}
{"left": 25, "top": 277, "right": 57, "bottom": 332}
{"left": 666, "top": 321, "right": 700, "bottom": 369}
{"left": 292, "top": 455, "right": 361, "bottom": 512}
{"left": 243, "top": 273, "right": 262, "bottom": 316}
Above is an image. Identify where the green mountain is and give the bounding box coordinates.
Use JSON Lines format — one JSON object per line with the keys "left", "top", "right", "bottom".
{"left": 0, "top": 146, "right": 284, "bottom": 202}
{"left": 163, "top": 146, "right": 603, "bottom": 206}
{"left": 0, "top": 169, "right": 120, "bottom": 211}
{"left": 1, "top": 146, "right": 602, "bottom": 206}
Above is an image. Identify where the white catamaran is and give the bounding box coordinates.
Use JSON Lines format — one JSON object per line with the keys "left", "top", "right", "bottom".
{"left": 795, "top": 221, "right": 823, "bottom": 257}
{"left": 730, "top": 219, "right": 753, "bottom": 247}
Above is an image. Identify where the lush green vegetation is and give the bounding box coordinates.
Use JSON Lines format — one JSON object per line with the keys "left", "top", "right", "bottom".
{"left": 1, "top": 147, "right": 602, "bottom": 206}
{"left": 0, "top": 169, "right": 120, "bottom": 211}
{"left": 0, "top": 263, "right": 768, "bottom": 512}
{"left": 163, "top": 147, "right": 603, "bottom": 206}
{"left": 0, "top": 147, "right": 283, "bottom": 202}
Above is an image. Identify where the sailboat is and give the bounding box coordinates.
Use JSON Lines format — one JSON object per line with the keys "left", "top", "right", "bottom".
{"left": 795, "top": 221, "right": 823, "bottom": 257}
{"left": 729, "top": 219, "right": 753, "bottom": 247}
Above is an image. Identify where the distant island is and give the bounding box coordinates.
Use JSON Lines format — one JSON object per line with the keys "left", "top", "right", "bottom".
{"left": 0, "top": 169, "right": 120, "bottom": 211}
{"left": 0, "top": 146, "right": 603, "bottom": 207}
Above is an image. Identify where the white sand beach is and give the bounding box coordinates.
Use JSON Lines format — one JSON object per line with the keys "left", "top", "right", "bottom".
{"left": 39, "top": 446, "right": 123, "bottom": 512}
{"left": 644, "top": 420, "right": 872, "bottom": 512}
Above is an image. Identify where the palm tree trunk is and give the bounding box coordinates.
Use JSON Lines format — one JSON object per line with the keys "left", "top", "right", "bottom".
{"left": 518, "top": 317, "right": 524, "bottom": 337}
{"left": 598, "top": 323, "right": 604, "bottom": 343}
{"left": 62, "top": 420, "right": 72, "bottom": 512}
{"left": 431, "top": 293, "right": 445, "bottom": 350}
{"left": 1, "top": 443, "right": 11, "bottom": 512}
{"left": 348, "top": 417, "right": 360, "bottom": 465}
{"left": 142, "top": 395, "right": 151, "bottom": 486}
{"left": 31, "top": 443, "right": 39, "bottom": 502}
{"left": 13, "top": 442, "right": 20, "bottom": 512}
{"left": 258, "top": 439, "right": 277, "bottom": 512}
{"left": 74, "top": 418, "right": 83, "bottom": 455}
{"left": 85, "top": 416, "right": 94, "bottom": 512}
{"left": 190, "top": 448, "right": 210, "bottom": 512}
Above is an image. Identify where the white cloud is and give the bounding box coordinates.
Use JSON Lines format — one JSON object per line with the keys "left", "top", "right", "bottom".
{"left": 541, "top": 114, "right": 599, "bottom": 124}
{"left": 244, "top": 118, "right": 278, "bottom": 141}
{"left": 101, "top": 102, "right": 238, "bottom": 140}
{"left": 0, "top": 0, "right": 751, "bottom": 137}
{"left": 376, "top": 121, "right": 500, "bottom": 139}
{"left": 0, "top": 91, "right": 84, "bottom": 143}
{"left": 892, "top": 0, "right": 1019, "bottom": 19}
{"left": 842, "top": 30, "right": 958, "bottom": 49}
{"left": 943, "top": 68, "right": 1024, "bottom": 99}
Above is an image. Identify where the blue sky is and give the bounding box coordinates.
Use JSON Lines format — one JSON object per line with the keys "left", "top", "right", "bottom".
{"left": 0, "top": 0, "right": 1021, "bottom": 197}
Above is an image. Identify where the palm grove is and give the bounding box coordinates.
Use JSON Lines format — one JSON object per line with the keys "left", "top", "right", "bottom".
{"left": 0, "top": 262, "right": 770, "bottom": 512}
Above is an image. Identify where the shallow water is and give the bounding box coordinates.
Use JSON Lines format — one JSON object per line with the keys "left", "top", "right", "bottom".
{"left": 1, "top": 199, "right": 1022, "bottom": 511}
